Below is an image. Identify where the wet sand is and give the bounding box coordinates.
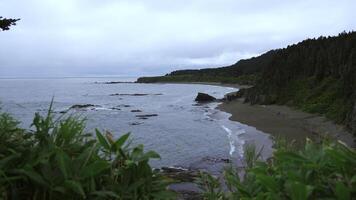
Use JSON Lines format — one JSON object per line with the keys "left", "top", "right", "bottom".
{"left": 219, "top": 98, "right": 355, "bottom": 148}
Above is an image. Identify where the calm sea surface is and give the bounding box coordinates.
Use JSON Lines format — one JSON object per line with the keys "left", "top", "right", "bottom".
{"left": 0, "top": 77, "right": 272, "bottom": 167}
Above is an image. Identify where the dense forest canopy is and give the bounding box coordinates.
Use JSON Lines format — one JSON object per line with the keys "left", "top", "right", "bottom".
{"left": 245, "top": 31, "right": 356, "bottom": 134}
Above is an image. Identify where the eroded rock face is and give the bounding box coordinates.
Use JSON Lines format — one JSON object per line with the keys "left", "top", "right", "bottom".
{"left": 194, "top": 93, "right": 216, "bottom": 102}
{"left": 223, "top": 89, "right": 246, "bottom": 101}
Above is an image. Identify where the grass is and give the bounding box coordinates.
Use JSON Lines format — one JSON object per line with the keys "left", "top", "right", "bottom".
{"left": 0, "top": 103, "right": 175, "bottom": 200}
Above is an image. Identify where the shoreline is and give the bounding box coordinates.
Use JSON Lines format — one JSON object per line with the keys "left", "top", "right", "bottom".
{"left": 176, "top": 81, "right": 356, "bottom": 148}
{"left": 136, "top": 81, "right": 355, "bottom": 147}
{"left": 136, "top": 81, "right": 252, "bottom": 90}
{"left": 218, "top": 98, "right": 356, "bottom": 148}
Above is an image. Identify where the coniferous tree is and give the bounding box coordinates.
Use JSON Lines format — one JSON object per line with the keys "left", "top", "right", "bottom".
{"left": 0, "top": 16, "right": 20, "bottom": 31}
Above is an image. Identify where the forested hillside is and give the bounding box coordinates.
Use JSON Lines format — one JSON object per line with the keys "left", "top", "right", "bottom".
{"left": 136, "top": 50, "right": 276, "bottom": 85}
{"left": 244, "top": 32, "right": 356, "bottom": 134}
{"left": 137, "top": 31, "right": 356, "bottom": 134}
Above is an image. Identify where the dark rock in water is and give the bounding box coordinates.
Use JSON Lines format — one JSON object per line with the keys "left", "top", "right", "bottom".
{"left": 110, "top": 93, "right": 148, "bottom": 96}
{"left": 138, "top": 117, "right": 148, "bottom": 120}
{"left": 95, "top": 81, "right": 133, "bottom": 84}
{"left": 135, "top": 114, "right": 158, "bottom": 118}
{"left": 110, "top": 93, "right": 163, "bottom": 96}
{"left": 194, "top": 93, "right": 216, "bottom": 102}
{"left": 131, "top": 109, "right": 142, "bottom": 112}
{"left": 53, "top": 109, "right": 68, "bottom": 114}
{"left": 110, "top": 107, "right": 121, "bottom": 111}
{"left": 70, "top": 104, "right": 97, "bottom": 109}
{"left": 201, "top": 157, "right": 231, "bottom": 164}
{"left": 130, "top": 122, "right": 143, "bottom": 126}
{"left": 161, "top": 167, "right": 202, "bottom": 200}
{"left": 116, "top": 104, "right": 131, "bottom": 108}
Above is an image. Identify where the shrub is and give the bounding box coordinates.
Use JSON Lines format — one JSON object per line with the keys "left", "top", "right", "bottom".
{"left": 0, "top": 104, "right": 175, "bottom": 200}
{"left": 199, "top": 139, "right": 356, "bottom": 199}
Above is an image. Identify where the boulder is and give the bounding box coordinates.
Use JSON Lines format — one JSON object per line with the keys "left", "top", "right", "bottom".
{"left": 135, "top": 114, "right": 158, "bottom": 118}
{"left": 194, "top": 93, "right": 216, "bottom": 102}
{"left": 70, "top": 104, "right": 96, "bottom": 109}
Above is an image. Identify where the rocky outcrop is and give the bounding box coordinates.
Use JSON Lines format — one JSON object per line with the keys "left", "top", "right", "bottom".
{"left": 136, "top": 114, "right": 158, "bottom": 119}
{"left": 70, "top": 104, "right": 97, "bottom": 109}
{"left": 136, "top": 114, "right": 158, "bottom": 118}
{"left": 223, "top": 89, "right": 247, "bottom": 101}
{"left": 161, "top": 167, "right": 202, "bottom": 200}
{"left": 110, "top": 93, "right": 162, "bottom": 96}
{"left": 194, "top": 93, "right": 216, "bottom": 102}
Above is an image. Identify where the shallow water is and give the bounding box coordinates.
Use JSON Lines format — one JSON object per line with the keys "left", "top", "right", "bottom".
{"left": 0, "top": 77, "right": 272, "bottom": 167}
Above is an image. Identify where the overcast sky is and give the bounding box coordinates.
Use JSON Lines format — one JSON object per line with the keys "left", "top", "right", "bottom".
{"left": 0, "top": 0, "right": 355, "bottom": 77}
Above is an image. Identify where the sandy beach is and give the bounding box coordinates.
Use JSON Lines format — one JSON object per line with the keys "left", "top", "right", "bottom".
{"left": 219, "top": 98, "right": 356, "bottom": 148}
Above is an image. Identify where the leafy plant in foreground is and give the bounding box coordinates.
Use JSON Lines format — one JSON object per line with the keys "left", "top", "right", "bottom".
{"left": 0, "top": 106, "right": 174, "bottom": 200}
{"left": 199, "top": 139, "right": 356, "bottom": 199}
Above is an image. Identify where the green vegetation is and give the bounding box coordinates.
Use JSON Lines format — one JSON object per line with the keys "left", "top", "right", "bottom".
{"left": 0, "top": 104, "right": 175, "bottom": 200}
{"left": 0, "top": 17, "right": 20, "bottom": 31}
{"left": 263, "top": 77, "right": 353, "bottom": 124}
{"left": 1, "top": 105, "right": 356, "bottom": 199}
{"left": 245, "top": 32, "right": 356, "bottom": 134}
{"left": 136, "top": 50, "right": 275, "bottom": 85}
{"left": 137, "top": 32, "right": 356, "bottom": 134}
{"left": 199, "top": 139, "right": 356, "bottom": 200}
{"left": 137, "top": 74, "right": 259, "bottom": 85}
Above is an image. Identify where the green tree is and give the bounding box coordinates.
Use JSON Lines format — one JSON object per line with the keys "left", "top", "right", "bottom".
{"left": 0, "top": 16, "right": 20, "bottom": 31}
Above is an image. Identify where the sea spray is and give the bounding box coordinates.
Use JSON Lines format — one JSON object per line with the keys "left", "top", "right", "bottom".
{"left": 221, "top": 125, "right": 245, "bottom": 157}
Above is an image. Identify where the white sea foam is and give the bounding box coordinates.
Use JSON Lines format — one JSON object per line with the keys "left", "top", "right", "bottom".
{"left": 221, "top": 125, "right": 245, "bottom": 157}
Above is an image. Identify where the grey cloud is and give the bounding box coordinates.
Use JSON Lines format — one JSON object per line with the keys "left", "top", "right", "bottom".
{"left": 0, "top": 0, "right": 355, "bottom": 77}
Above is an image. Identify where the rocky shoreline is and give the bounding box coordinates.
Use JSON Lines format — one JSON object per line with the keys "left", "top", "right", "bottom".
{"left": 220, "top": 91, "right": 356, "bottom": 148}
{"left": 54, "top": 86, "right": 356, "bottom": 199}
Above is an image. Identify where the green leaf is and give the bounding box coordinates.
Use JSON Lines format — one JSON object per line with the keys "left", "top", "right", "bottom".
{"left": 80, "top": 161, "right": 109, "bottom": 178}
{"left": 90, "top": 191, "right": 120, "bottom": 199}
{"left": 335, "top": 182, "right": 350, "bottom": 200}
{"left": 64, "top": 180, "right": 86, "bottom": 198}
{"left": 114, "top": 132, "right": 130, "bottom": 150}
{"left": 256, "top": 174, "right": 278, "bottom": 192}
{"left": 350, "top": 175, "right": 356, "bottom": 184}
{"left": 56, "top": 149, "right": 71, "bottom": 179}
{"left": 14, "top": 167, "right": 47, "bottom": 187}
{"left": 275, "top": 152, "right": 307, "bottom": 164}
{"left": 53, "top": 186, "right": 67, "bottom": 194}
{"left": 0, "top": 153, "right": 20, "bottom": 167}
{"left": 95, "top": 129, "right": 110, "bottom": 150}
{"left": 151, "top": 190, "right": 176, "bottom": 200}
{"left": 145, "top": 150, "right": 160, "bottom": 159}
{"left": 285, "top": 181, "right": 313, "bottom": 200}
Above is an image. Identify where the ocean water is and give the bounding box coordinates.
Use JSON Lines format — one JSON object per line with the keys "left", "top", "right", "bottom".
{"left": 0, "top": 77, "right": 272, "bottom": 168}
